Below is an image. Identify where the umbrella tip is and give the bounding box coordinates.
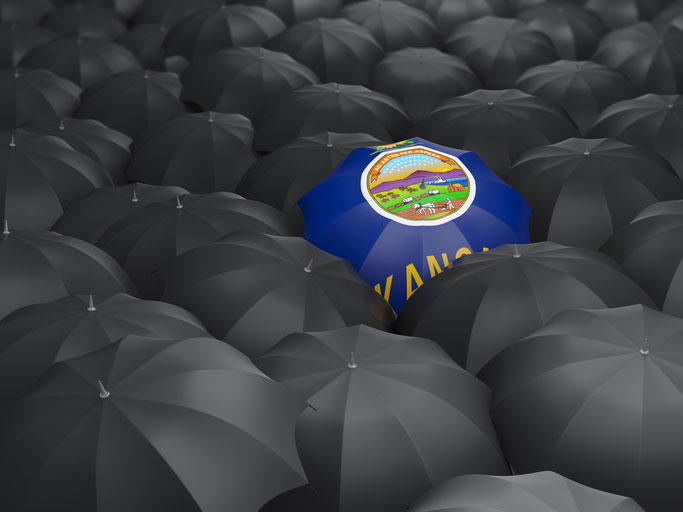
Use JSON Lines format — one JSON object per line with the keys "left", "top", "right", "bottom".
{"left": 9, "top": 133, "right": 15, "bottom": 147}
{"left": 347, "top": 351, "right": 357, "bottom": 369}
{"left": 640, "top": 337, "right": 650, "bottom": 355}
{"left": 58, "top": 118, "right": 65, "bottom": 130}
{"left": 258, "top": 47, "right": 265, "bottom": 59}
{"left": 304, "top": 258, "right": 314, "bottom": 273}
{"left": 176, "top": 195, "right": 183, "bottom": 209}
{"left": 144, "top": 70, "right": 149, "bottom": 79}
{"left": 669, "top": 104, "right": 675, "bottom": 109}
{"left": 513, "top": 243, "right": 521, "bottom": 258}
{"left": 131, "top": 185, "right": 139, "bottom": 203}
{"left": 97, "top": 380, "right": 110, "bottom": 399}
{"left": 640, "top": 348, "right": 650, "bottom": 355}
{"left": 87, "top": 294, "right": 96, "bottom": 311}
{"left": 2, "top": 219, "right": 9, "bottom": 235}
{"left": 13, "top": 68, "right": 18, "bottom": 78}
{"left": 487, "top": 101, "right": 494, "bottom": 106}
{"left": 208, "top": 111, "right": 214, "bottom": 123}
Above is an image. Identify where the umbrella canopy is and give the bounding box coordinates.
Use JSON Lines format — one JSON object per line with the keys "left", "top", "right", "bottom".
{"left": 52, "top": 182, "right": 188, "bottom": 243}
{"left": 254, "top": 83, "right": 410, "bottom": 152}
{"left": 76, "top": 0, "right": 144, "bottom": 20}
{"left": 0, "top": 227, "right": 135, "bottom": 321}
{"left": 411, "top": 89, "right": 579, "bottom": 176}
{"left": 515, "top": 60, "right": 637, "bottom": 135}
{"left": 98, "top": 192, "right": 294, "bottom": 298}
{"left": 161, "top": 231, "right": 396, "bottom": 358}
{"left": 230, "top": 0, "right": 342, "bottom": 25}
{"left": 132, "top": 0, "right": 218, "bottom": 26}
{"left": 238, "top": 132, "right": 382, "bottom": 234}
{"left": 20, "top": 36, "right": 142, "bottom": 89}
{"left": 408, "top": 471, "right": 645, "bottom": 512}
{"left": 372, "top": 47, "right": 482, "bottom": 123}
{"left": 265, "top": 18, "right": 384, "bottom": 87}
{"left": 479, "top": 304, "right": 683, "bottom": 512}
{"left": 42, "top": 4, "right": 126, "bottom": 40}
{"left": 338, "top": 0, "right": 440, "bottom": 52}
{"left": 0, "top": 23, "right": 55, "bottom": 67}
{"left": 653, "top": 1, "right": 683, "bottom": 31}
{"left": 299, "top": 137, "right": 531, "bottom": 312}
{"left": 126, "top": 111, "right": 257, "bottom": 193}
{"left": 76, "top": 70, "right": 186, "bottom": 139}
{"left": 394, "top": 242, "right": 656, "bottom": 374}
{"left": 0, "top": 129, "right": 113, "bottom": 231}
{"left": 0, "top": 0, "right": 53, "bottom": 24}
{"left": 591, "top": 22, "right": 683, "bottom": 94}
{"left": 601, "top": 199, "right": 683, "bottom": 315}
{"left": 0, "top": 292, "right": 208, "bottom": 408}
{"left": 22, "top": 117, "right": 132, "bottom": 185}
{"left": 115, "top": 22, "right": 169, "bottom": 71}
{"left": 505, "top": 137, "right": 683, "bottom": 249}
{"left": 584, "top": 0, "right": 666, "bottom": 29}
{"left": 0, "top": 334, "right": 307, "bottom": 512}
{"left": 163, "top": 4, "right": 285, "bottom": 62}
{"left": 254, "top": 325, "right": 509, "bottom": 512}
{"left": 446, "top": 16, "right": 559, "bottom": 89}
{"left": 0, "top": 68, "right": 81, "bottom": 130}
{"left": 517, "top": 1, "right": 607, "bottom": 60}
{"left": 588, "top": 94, "right": 683, "bottom": 181}
{"left": 421, "top": 0, "right": 512, "bottom": 37}
{"left": 180, "top": 46, "right": 318, "bottom": 118}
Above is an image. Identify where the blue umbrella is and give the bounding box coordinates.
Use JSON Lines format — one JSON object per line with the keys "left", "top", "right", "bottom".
{"left": 299, "top": 137, "right": 531, "bottom": 311}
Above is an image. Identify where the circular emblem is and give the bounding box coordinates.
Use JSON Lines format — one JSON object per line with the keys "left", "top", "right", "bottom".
{"left": 360, "top": 144, "right": 476, "bottom": 226}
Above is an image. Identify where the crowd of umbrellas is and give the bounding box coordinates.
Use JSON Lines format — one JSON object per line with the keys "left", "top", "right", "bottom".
{"left": 2, "top": 0, "right": 683, "bottom": 511}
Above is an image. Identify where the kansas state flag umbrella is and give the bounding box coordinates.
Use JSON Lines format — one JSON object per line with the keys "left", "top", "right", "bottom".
{"left": 299, "top": 137, "right": 531, "bottom": 312}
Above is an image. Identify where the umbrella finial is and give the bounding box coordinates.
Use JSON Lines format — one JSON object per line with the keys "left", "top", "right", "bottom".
{"left": 9, "top": 133, "right": 15, "bottom": 147}
{"left": 58, "top": 118, "right": 65, "bottom": 130}
{"left": 144, "top": 70, "right": 149, "bottom": 79}
{"left": 258, "top": 47, "right": 265, "bottom": 60}
{"left": 97, "top": 380, "right": 110, "bottom": 399}
{"left": 347, "top": 352, "right": 357, "bottom": 369}
{"left": 87, "top": 294, "right": 96, "bottom": 312}
{"left": 2, "top": 219, "right": 9, "bottom": 235}
{"left": 304, "top": 259, "right": 314, "bottom": 273}
{"left": 513, "top": 243, "right": 521, "bottom": 258}
{"left": 131, "top": 184, "right": 139, "bottom": 203}
{"left": 640, "top": 337, "right": 650, "bottom": 355}
{"left": 208, "top": 111, "right": 214, "bottom": 123}
{"left": 13, "top": 68, "right": 18, "bottom": 78}
{"left": 176, "top": 195, "right": 183, "bottom": 209}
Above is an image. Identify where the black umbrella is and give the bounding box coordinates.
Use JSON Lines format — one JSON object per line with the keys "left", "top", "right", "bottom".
{"left": 265, "top": 18, "right": 384, "bottom": 87}
{"left": 42, "top": 3, "right": 126, "bottom": 40}
{"left": 479, "top": 304, "right": 683, "bottom": 512}
{"left": 517, "top": 1, "right": 607, "bottom": 60}
{"left": 98, "top": 192, "right": 294, "bottom": 298}
{"left": 338, "top": 0, "right": 441, "bottom": 52}
{"left": 237, "top": 132, "right": 381, "bottom": 234}
{"left": 126, "top": 111, "right": 257, "bottom": 193}
{"left": 588, "top": 94, "right": 683, "bottom": 181}
{"left": 505, "top": 137, "right": 683, "bottom": 249}
{"left": 653, "top": 1, "right": 683, "bottom": 31}
{"left": 446, "top": 16, "right": 559, "bottom": 89}
{"left": 0, "top": 227, "right": 135, "bottom": 321}
{"left": 421, "top": 0, "right": 512, "bottom": 37}
{"left": 515, "top": 60, "right": 637, "bottom": 135}
{"left": 408, "top": 471, "right": 645, "bottom": 512}
{"left": 254, "top": 83, "right": 409, "bottom": 152}
{"left": 592, "top": 22, "right": 683, "bottom": 95}
{"left": 0, "top": 334, "right": 307, "bottom": 512}
{"left": 180, "top": 46, "right": 319, "bottom": 118}
{"left": 76, "top": 70, "right": 186, "bottom": 139}
{"left": 411, "top": 88, "right": 578, "bottom": 176}
{"left": 22, "top": 117, "right": 132, "bottom": 185}
{"left": 52, "top": 182, "right": 188, "bottom": 244}
{"left": 0, "top": 292, "right": 208, "bottom": 408}
{"left": 231, "top": 0, "right": 341, "bottom": 25}
{"left": 394, "top": 242, "right": 655, "bottom": 374}
{"left": 0, "top": 129, "right": 113, "bottom": 231}
{"left": 115, "top": 22, "right": 169, "bottom": 71}
{"left": 601, "top": 200, "right": 683, "bottom": 316}
{"left": 254, "top": 325, "right": 509, "bottom": 512}
{"left": 132, "top": 0, "right": 219, "bottom": 26}
{"left": 162, "top": 231, "right": 396, "bottom": 358}
{"left": 0, "top": 0, "right": 53, "bottom": 25}
{"left": 584, "top": 0, "right": 666, "bottom": 29}
{"left": 0, "top": 23, "right": 54, "bottom": 67}
{"left": 20, "top": 36, "right": 142, "bottom": 89}
{"left": 0, "top": 68, "right": 81, "bottom": 130}
{"left": 78, "top": 0, "right": 144, "bottom": 20}
{"left": 372, "top": 47, "right": 481, "bottom": 122}
{"left": 163, "top": 4, "right": 285, "bottom": 62}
